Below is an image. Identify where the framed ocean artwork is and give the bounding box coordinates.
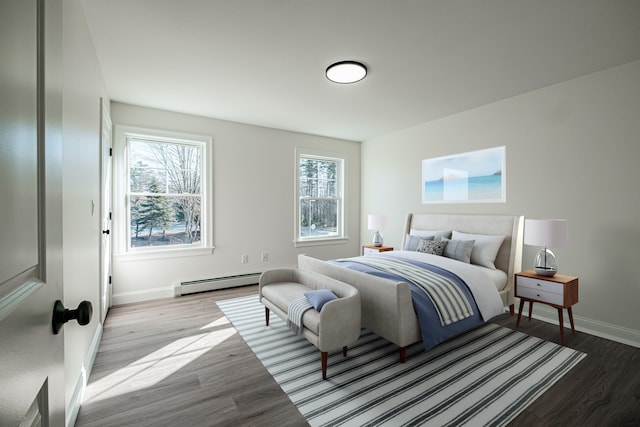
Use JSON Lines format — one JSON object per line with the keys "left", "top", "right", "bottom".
{"left": 422, "top": 146, "right": 506, "bottom": 204}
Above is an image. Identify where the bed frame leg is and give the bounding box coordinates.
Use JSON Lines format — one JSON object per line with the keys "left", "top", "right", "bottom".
{"left": 399, "top": 347, "right": 407, "bottom": 363}
{"left": 321, "top": 352, "right": 328, "bottom": 380}
{"left": 265, "top": 307, "right": 270, "bottom": 326}
{"left": 509, "top": 304, "right": 515, "bottom": 316}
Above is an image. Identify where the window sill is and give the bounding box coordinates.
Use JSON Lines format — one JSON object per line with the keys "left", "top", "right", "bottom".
{"left": 293, "top": 237, "right": 348, "bottom": 248}
{"left": 115, "top": 246, "right": 215, "bottom": 262}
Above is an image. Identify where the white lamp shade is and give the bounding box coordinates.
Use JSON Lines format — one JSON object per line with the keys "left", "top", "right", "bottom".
{"left": 367, "top": 214, "right": 387, "bottom": 231}
{"left": 524, "top": 219, "right": 569, "bottom": 247}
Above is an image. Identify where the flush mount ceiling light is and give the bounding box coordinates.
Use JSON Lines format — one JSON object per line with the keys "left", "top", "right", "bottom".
{"left": 326, "top": 61, "right": 367, "bottom": 84}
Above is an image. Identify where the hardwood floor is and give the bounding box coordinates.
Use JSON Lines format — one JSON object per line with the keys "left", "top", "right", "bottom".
{"left": 75, "top": 286, "right": 306, "bottom": 427}
{"left": 493, "top": 313, "right": 640, "bottom": 426}
{"left": 75, "top": 285, "right": 640, "bottom": 427}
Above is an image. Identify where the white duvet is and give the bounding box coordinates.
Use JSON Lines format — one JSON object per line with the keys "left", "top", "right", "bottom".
{"left": 381, "top": 250, "right": 505, "bottom": 321}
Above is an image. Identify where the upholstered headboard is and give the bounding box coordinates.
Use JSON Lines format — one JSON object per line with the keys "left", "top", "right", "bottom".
{"left": 402, "top": 213, "right": 524, "bottom": 308}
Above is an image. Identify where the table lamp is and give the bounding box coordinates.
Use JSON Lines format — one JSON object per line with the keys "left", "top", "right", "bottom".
{"left": 367, "top": 214, "right": 387, "bottom": 247}
{"left": 524, "top": 219, "right": 569, "bottom": 277}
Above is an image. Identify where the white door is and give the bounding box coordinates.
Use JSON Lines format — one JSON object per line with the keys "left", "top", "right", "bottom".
{"left": 100, "top": 100, "right": 113, "bottom": 323}
{"left": 0, "top": 0, "right": 65, "bottom": 425}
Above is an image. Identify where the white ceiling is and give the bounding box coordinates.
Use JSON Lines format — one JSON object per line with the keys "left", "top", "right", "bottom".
{"left": 81, "top": 0, "right": 640, "bottom": 141}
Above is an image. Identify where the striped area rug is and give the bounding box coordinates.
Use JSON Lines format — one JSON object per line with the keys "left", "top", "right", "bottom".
{"left": 217, "top": 295, "right": 586, "bottom": 427}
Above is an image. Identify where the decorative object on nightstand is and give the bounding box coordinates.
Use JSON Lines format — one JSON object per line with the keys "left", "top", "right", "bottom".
{"left": 362, "top": 245, "right": 393, "bottom": 256}
{"left": 367, "top": 214, "right": 387, "bottom": 247}
{"left": 515, "top": 270, "right": 578, "bottom": 341}
{"left": 524, "top": 219, "right": 568, "bottom": 277}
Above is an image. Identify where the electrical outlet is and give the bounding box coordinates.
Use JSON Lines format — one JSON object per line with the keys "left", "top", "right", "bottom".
{"left": 241, "top": 254, "right": 248, "bottom": 264}
{"left": 261, "top": 252, "right": 268, "bottom": 262}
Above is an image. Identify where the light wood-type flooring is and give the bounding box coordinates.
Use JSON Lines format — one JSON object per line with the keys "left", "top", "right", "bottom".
{"left": 75, "top": 285, "right": 640, "bottom": 426}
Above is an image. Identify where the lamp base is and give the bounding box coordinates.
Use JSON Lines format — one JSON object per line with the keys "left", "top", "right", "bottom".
{"left": 372, "top": 230, "right": 383, "bottom": 247}
{"left": 534, "top": 247, "right": 558, "bottom": 277}
{"left": 534, "top": 266, "right": 557, "bottom": 277}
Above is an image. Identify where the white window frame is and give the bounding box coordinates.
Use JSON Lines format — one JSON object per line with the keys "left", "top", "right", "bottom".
{"left": 294, "top": 148, "right": 348, "bottom": 247}
{"left": 113, "top": 125, "right": 214, "bottom": 260}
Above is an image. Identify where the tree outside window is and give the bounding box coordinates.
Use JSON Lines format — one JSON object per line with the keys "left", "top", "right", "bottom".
{"left": 127, "top": 138, "right": 203, "bottom": 248}
{"left": 297, "top": 154, "right": 343, "bottom": 240}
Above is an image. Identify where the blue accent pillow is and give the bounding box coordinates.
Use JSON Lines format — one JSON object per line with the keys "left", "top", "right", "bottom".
{"left": 305, "top": 289, "right": 338, "bottom": 311}
{"left": 452, "top": 230, "right": 505, "bottom": 270}
{"left": 441, "top": 238, "right": 475, "bottom": 263}
{"left": 404, "top": 234, "right": 433, "bottom": 251}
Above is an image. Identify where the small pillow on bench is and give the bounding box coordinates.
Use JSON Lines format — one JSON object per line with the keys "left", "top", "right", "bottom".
{"left": 305, "top": 289, "right": 338, "bottom": 311}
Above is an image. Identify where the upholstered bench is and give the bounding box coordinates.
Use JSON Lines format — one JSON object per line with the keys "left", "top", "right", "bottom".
{"left": 258, "top": 268, "right": 361, "bottom": 380}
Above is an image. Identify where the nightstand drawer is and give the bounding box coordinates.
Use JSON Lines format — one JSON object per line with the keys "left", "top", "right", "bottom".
{"left": 517, "top": 275, "right": 563, "bottom": 295}
{"left": 515, "top": 270, "right": 579, "bottom": 341}
{"left": 517, "top": 286, "right": 564, "bottom": 305}
{"left": 362, "top": 245, "right": 393, "bottom": 255}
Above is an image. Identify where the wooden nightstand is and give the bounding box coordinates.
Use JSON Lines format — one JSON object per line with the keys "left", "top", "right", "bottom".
{"left": 362, "top": 245, "right": 393, "bottom": 255}
{"left": 515, "top": 270, "right": 579, "bottom": 340}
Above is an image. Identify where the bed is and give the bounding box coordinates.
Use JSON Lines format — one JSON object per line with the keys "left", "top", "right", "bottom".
{"left": 298, "top": 213, "right": 524, "bottom": 362}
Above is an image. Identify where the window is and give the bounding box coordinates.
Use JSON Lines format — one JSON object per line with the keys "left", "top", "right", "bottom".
{"left": 295, "top": 150, "right": 346, "bottom": 245}
{"left": 114, "top": 126, "right": 212, "bottom": 257}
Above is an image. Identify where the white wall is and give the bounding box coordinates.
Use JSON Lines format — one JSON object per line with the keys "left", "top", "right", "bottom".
{"left": 361, "top": 60, "right": 640, "bottom": 346}
{"left": 110, "top": 103, "right": 361, "bottom": 302}
{"left": 62, "top": 1, "right": 110, "bottom": 424}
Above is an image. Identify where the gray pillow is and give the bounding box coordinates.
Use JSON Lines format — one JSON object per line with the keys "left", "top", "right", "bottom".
{"left": 441, "top": 238, "right": 474, "bottom": 264}
{"left": 452, "top": 230, "right": 505, "bottom": 270}
{"left": 416, "top": 239, "right": 447, "bottom": 256}
{"left": 404, "top": 234, "right": 433, "bottom": 251}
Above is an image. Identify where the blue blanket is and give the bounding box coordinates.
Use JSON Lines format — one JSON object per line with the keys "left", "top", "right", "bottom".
{"left": 332, "top": 254, "right": 483, "bottom": 351}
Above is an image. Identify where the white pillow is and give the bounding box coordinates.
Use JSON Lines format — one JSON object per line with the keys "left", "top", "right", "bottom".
{"left": 409, "top": 228, "right": 452, "bottom": 240}
{"left": 451, "top": 230, "right": 505, "bottom": 270}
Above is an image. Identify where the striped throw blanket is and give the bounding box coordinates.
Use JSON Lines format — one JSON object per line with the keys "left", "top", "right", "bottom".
{"left": 287, "top": 297, "right": 313, "bottom": 335}
{"left": 341, "top": 256, "right": 473, "bottom": 326}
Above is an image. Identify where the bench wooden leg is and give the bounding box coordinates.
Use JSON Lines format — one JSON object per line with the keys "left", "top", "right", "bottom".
{"left": 342, "top": 346, "right": 347, "bottom": 357}
{"left": 399, "top": 347, "right": 407, "bottom": 363}
{"left": 321, "top": 351, "right": 328, "bottom": 380}
{"left": 509, "top": 303, "right": 515, "bottom": 316}
{"left": 265, "top": 307, "right": 270, "bottom": 326}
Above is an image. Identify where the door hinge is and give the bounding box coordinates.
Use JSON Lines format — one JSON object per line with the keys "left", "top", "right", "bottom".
{"left": 109, "top": 275, "right": 112, "bottom": 284}
{"left": 109, "top": 148, "right": 113, "bottom": 156}
{"left": 109, "top": 211, "right": 112, "bottom": 220}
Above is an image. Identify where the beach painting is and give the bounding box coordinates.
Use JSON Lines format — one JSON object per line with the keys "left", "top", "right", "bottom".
{"left": 422, "top": 146, "right": 506, "bottom": 204}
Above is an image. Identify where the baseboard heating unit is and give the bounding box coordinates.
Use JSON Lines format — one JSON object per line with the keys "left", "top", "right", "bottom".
{"left": 175, "top": 272, "right": 261, "bottom": 296}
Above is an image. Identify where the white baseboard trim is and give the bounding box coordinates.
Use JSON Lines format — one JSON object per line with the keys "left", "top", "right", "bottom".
{"left": 66, "top": 323, "right": 103, "bottom": 427}
{"left": 112, "top": 286, "right": 175, "bottom": 305}
{"left": 531, "top": 305, "right": 640, "bottom": 348}
{"left": 175, "top": 272, "right": 261, "bottom": 296}
{"left": 113, "top": 280, "right": 256, "bottom": 305}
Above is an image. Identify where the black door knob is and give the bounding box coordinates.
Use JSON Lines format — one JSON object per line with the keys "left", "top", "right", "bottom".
{"left": 52, "top": 300, "right": 93, "bottom": 335}
{"left": 102, "top": 229, "right": 110, "bottom": 235}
